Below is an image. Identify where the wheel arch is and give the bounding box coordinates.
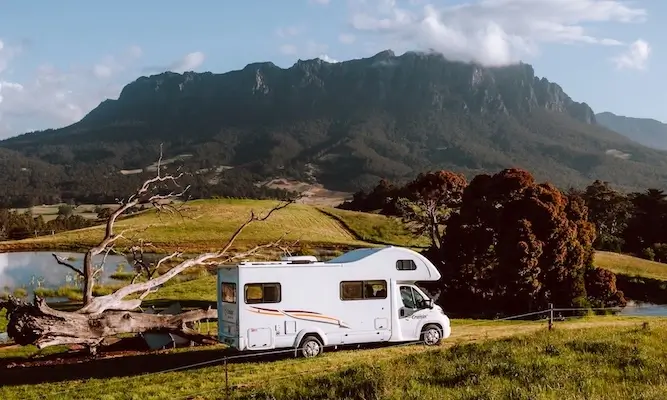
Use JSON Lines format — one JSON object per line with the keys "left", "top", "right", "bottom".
{"left": 418, "top": 321, "right": 444, "bottom": 337}
{"left": 294, "top": 327, "right": 328, "bottom": 348}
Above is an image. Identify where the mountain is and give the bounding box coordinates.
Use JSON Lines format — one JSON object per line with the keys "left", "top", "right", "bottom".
{"left": 2, "top": 50, "right": 667, "bottom": 207}
{"left": 596, "top": 112, "right": 667, "bottom": 151}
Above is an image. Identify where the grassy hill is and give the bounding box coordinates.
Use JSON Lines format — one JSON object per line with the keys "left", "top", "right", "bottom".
{"left": 1, "top": 198, "right": 665, "bottom": 280}
{"left": 1, "top": 317, "right": 665, "bottom": 399}
{"left": 0, "top": 199, "right": 429, "bottom": 254}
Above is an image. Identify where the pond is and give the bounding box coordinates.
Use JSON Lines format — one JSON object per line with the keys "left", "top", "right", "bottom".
{"left": 0, "top": 251, "right": 132, "bottom": 302}
{"left": 618, "top": 301, "right": 667, "bottom": 317}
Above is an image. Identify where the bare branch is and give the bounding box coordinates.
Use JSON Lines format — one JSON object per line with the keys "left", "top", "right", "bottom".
{"left": 277, "top": 236, "right": 302, "bottom": 258}
{"left": 217, "top": 199, "right": 297, "bottom": 258}
{"left": 77, "top": 232, "right": 288, "bottom": 315}
{"left": 51, "top": 254, "right": 84, "bottom": 276}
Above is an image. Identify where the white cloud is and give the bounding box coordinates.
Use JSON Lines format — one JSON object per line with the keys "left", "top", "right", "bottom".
{"left": 305, "top": 40, "right": 328, "bottom": 56}
{"left": 169, "top": 51, "right": 205, "bottom": 73}
{"left": 309, "top": 0, "right": 330, "bottom": 5}
{"left": 128, "top": 45, "right": 143, "bottom": 58}
{"left": 339, "top": 33, "right": 356, "bottom": 44}
{"left": 319, "top": 54, "right": 339, "bottom": 63}
{"left": 280, "top": 44, "right": 298, "bottom": 55}
{"left": 92, "top": 46, "right": 143, "bottom": 79}
{"left": 276, "top": 26, "right": 301, "bottom": 37}
{"left": 0, "top": 40, "right": 22, "bottom": 75}
{"left": 612, "top": 39, "right": 651, "bottom": 70}
{"left": 0, "top": 43, "right": 143, "bottom": 138}
{"left": 347, "top": 0, "right": 647, "bottom": 67}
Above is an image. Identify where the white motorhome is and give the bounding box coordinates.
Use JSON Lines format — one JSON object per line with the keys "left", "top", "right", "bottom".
{"left": 216, "top": 246, "right": 451, "bottom": 358}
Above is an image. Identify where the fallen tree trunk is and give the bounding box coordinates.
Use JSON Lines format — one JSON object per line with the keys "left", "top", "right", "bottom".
{"left": 1, "top": 296, "right": 218, "bottom": 353}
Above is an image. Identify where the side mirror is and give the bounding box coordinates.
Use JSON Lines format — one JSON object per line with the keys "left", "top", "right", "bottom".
{"left": 428, "top": 299, "right": 434, "bottom": 309}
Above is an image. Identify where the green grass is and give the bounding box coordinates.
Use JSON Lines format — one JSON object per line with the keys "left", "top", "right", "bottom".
{"left": 594, "top": 251, "right": 667, "bottom": 281}
{"left": 109, "top": 272, "right": 137, "bottom": 281}
{"left": 0, "top": 199, "right": 368, "bottom": 253}
{"left": 144, "top": 275, "right": 217, "bottom": 302}
{"left": 251, "top": 321, "right": 667, "bottom": 400}
{"left": 318, "top": 207, "right": 430, "bottom": 248}
{"left": 0, "top": 309, "right": 6, "bottom": 332}
{"left": 0, "top": 317, "right": 663, "bottom": 399}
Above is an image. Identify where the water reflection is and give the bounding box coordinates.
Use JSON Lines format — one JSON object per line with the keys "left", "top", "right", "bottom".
{"left": 0, "top": 251, "right": 129, "bottom": 301}
{"left": 619, "top": 301, "right": 667, "bottom": 317}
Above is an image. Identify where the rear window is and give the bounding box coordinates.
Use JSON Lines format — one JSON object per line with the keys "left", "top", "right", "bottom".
{"left": 221, "top": 282, "right": 236, "bottom": 304}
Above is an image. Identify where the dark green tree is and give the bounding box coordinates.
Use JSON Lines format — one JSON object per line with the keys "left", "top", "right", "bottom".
{"left": 582, "top": 180, "right": 632, "bottom": 252}
{"left": 431, "top": 168, "right": 624, "bottom": 317}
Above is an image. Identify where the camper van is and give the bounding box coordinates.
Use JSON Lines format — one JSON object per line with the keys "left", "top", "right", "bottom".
{"left": 216, "top": 246, "right": 451, "bottom": 358}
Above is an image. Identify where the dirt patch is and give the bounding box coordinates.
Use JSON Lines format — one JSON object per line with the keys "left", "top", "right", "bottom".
{"left": 258, "top": 179, "right": 352, "bottom": 207}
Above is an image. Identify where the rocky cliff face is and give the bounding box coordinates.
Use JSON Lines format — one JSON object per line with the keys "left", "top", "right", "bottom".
{"left": 3, "top": 49, "right": 663, "bottom": 198}
{"left": 79, "top": 50, "right": 596, "bottom": 127}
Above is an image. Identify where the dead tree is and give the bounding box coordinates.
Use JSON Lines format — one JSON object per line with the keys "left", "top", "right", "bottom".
{"left": 51, "top": 145, "right": 193, "bottom": 305}
{"left": 0, "top": 146, "right": 298, "bottom": 354}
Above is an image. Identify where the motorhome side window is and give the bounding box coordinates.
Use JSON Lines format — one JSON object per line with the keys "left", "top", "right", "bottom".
{"left": 340, "top": 280, "right": 387, "bottom": 300}
{"left": 221, "top": 282, "right": 236, "bottom": 304}
{"left": 244, "top": 283, "right": 281, "bottom": 304}
{"left": 396, "top": 259, "right": 417, "bottom": 270}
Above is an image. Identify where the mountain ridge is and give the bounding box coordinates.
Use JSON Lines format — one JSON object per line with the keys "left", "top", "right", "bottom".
{"left": 595, "top": 111, "right": 667, "bottom": 151}
{"left": 0, "top": 50, "right": 666, "bottom": 207}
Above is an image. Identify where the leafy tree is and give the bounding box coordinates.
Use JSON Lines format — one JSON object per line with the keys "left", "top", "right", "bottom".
{"left": 337, "top": 179, "right": 404, "bottom": 215}
{"left": 585, "top": 267, "right": 626, "bottom": 308}
{"left": 395, "top": 171, "right": 467, "bottom": 249}
{"left": 623, "top": 189, "right": 667, "bottom": 256}
{"left": 431, "top": 168, "right": 624, "bottom": 317}
{"left": 582, "top": 180, "right": 632, "bottom": 252}
{"left": 57, "top": 204, "right": 74, "bottom": 217}
{"left": 96, "top": 207, "right": 113, "bottom": 220}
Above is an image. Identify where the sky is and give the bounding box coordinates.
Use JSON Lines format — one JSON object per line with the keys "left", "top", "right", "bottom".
{"left": 0, "top": 0, "right": 664, "bottom": 139}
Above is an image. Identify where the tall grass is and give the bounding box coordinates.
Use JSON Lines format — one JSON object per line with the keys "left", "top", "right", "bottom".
{"left": 245, "top": 323, "right": 667, "bottom": 400}
{"left": 1, "top": 319, "right": 664, "bottom": 399}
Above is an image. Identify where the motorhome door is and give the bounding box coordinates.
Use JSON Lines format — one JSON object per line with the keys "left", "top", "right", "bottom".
{"left": 397, "top": 285, "right": 426, "bottom": 341}
{"left": 219, "top": 278, "right": 240, "bottom": 348}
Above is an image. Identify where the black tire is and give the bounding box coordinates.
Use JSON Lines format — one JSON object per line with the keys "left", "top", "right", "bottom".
{"left": 421, "top": 324, "right": 443, "bottom": 346}
{"left": 299, "top": 335, "right": 324, "bottom": 358}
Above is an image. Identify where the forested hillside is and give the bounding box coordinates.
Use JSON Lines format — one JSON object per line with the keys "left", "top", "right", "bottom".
{"left": 2, "top": 50, "right": 667, "bottom": 207}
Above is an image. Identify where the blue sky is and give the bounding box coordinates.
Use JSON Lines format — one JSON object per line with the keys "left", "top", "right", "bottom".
{"left": 0, "top": 0, "right": 663, "bottom": 138}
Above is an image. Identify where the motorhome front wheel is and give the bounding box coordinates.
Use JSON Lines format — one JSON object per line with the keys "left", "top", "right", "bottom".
{"left": 300, "top": 335, "right": 324, "bottom": 358}
{"left": 421, "top": 324, "right": 443, "bottom": 346}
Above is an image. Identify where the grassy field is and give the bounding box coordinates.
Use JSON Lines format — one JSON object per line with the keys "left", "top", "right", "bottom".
{"left": 10, "top": 203, "right": 119, "bottom": 222}
{"left": 594, "top": 251, "right": 667, "bottom": 280}
{"left": 1, "top": 316, "right": 664, "bottom": 399}
{"left": 319, "top": 207, "right": 430, "bottom": 248}
{"left": 0, "top": 199, "right": 370, "bottom": 253}
{"left": 0, "top": 199, "right": 426, "bottom": 254}
{"left": 2, "top": 198, "right": 667, "bottom": 398}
